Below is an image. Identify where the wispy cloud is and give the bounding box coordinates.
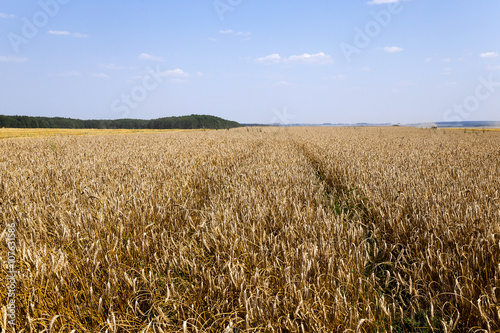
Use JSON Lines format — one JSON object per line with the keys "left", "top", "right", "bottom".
{"left": 0, "top": 56, "right": 28, "bottom": 63}
{"left": 438, "top": 81, "right": 458, "bottom": 88}
{"left": 331, "top": 74, "right": 346, "bottom": 81}
{"left": 275, "top": 80, "right": 293, "bottom": 87}
{"left": 219, "top": 29, "right": 251, "bottom": 37}
{"left": 367, "top": 0, "right": 406, "bottom": 4}
{"left": 488, "top": 65, "right": 500, "bottom": 71}
{"left": 132, "top": 67, "right": 190, "bottom": 84}
{"left": 139, "top": 53, "right": 164, "bottom": 62}
{"left": 389, "top": 81, "right": 417, "bottom": 93}
{"left": 132, "top": 65, "right": 189, "bottom": 81}
{"left": 384, "top": 46, "right": 403, "bottom": 53}
{"left": 160, "top": 68, "right": 189, "bottom": 77}
{"left": 92, "top": 73, "right": 110, "bottom": 79}
{"left": 47, "top": 30, "right": 89, "bottom": 38}
{"left": 218, "top": 29, "right": 251, "bottom": 41}
{"left": 256, "top": 54, "right": 282, "bottom": 64}
{"left": 480, "top": 52, "right": 498, "bottom": 58}
{"left": 256, "top": 52, "right": 333, "bottom": 65}
{"left": 49, "top": 71, "right": 81, "bottom": 77}
{"left": 99, "top": 63, "right": 135, "bottom": 71}
{"left": 442, "top": 67, "right": 452, "bottom": 76}
{"left": 0, "top": 12, "right": 16, "bottom": 19}
{"left": 48, "top": 30, "right": 70, "bottom": 36}
{"left": 161, "top": 69, "right": 190, "bottom": 83}
{"left": 395, "top": 81, "right": 416, "bottom": 87}
{"left": 169, "top": 78, "right": 188, "bottom": 84}
{"left": 72, "top": 33, "right": 89, "bottom": 38}
{"left": 288, "top": 52, "right": 333, "bottom": 64}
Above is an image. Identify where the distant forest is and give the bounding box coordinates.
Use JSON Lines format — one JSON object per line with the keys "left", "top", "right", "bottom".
{"left": 0, "top": 114, "right": 242, "bottom": 130}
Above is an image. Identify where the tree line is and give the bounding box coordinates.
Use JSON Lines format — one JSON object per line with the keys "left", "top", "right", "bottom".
{"left": 0, "top": 114, "right": 242, "bottom": 130}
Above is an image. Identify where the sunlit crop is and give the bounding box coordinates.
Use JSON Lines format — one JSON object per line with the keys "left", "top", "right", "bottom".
{"left": 0, "top": 128, "right": 191, "bottom": 139}
{"left": 0, "top": 127, "right": 499, "bottom": 332}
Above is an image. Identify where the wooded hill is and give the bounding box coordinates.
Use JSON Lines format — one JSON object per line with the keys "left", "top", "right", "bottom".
{"left": 0, "top": 114, "right": 242, "bottom": 130}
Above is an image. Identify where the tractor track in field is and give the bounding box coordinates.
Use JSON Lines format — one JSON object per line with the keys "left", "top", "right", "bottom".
{"left": 290, "top": 136, "right": 423, "bottom": 330}
{"left": 290, "top": 138, "right": 374, "bottom": 222}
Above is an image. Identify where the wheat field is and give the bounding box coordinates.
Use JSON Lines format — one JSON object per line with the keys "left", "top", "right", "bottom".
{"left": 0, "top": 128, "right": 192, "bottom": 140}
{"left": 0, "top": 127, "right": 499, "bottom": 332}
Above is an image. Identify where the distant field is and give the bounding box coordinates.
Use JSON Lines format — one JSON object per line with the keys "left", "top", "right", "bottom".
{"left": 2, "top": 126, "right": 500, "bottom": 140}
{"left": 0, "top": 127, "right": 499, "bottom": 332}
{"left": 0, "top": 128, "right": 198, "bottom": 139}
{"left": 450, "top": 128, "right": 500, "bottom": 132}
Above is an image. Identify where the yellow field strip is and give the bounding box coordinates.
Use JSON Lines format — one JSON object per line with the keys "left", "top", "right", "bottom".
{"left": 0, "top": 128, "right": 199, "bottom": 139}
{"left": 443, "top": 127, "right": 500, "bottom": 132}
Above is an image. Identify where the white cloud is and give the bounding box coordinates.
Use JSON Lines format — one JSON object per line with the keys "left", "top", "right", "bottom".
{"left": 160, "top": 68, "right": 189, "bottom": 77}
{"left": 367, "top": 0, "right": 405, "bottom": 4}
{"left": 288, "top": 52, "right": 333, "bottom": 64}
{"left": 218, "top": 29, "right": 251, "bottom": 41}
{"left": 480, "top": 52, "right": 498, "bottom": 58}
{"left": 0, "top": 56, "right": 28, "bottom": 63}
{"left": 47, "top": 30, "right": 89, "bottom": 38}
{"left": 49, "top": 71, "right": 81, "bottom": 77}
{"left": 219, "top": 29, "right": 250, "bottom": 36}
{"left": 0, "top": 13, "right": 16, "bottom": 18}
{"left": 256, "top": 52, "right": 333, "bottom": 65}
{"left": 92, "top": 73, "right": 110, "bottom": 79}
{"left": 384, "top": 46, "right": 403, "bottom": 53}
{"left": 99, "top": 63, "right": 135, "bottom": 71}
{"left": 256, "top": 54, "right": 283, "bottom": 64}
{"left": 131, "top": 68, "right": 190, "bottom": 83}
{"left": 48, "top": 30, "right": 70, "bottom": 36}
{"left": 139, "top": 53, "right": 164, "bottom": 62}
{"left": 139, "top": 53, "right": 163, "bottom": 62}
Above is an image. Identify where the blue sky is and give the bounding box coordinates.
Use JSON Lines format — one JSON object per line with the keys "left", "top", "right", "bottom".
{"left": 1, "top": 0, "right": 500, "bottom": 124}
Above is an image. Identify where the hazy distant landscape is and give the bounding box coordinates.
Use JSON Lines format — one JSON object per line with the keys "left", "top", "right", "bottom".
{"left": 264, "top": 120, "right": 500, "bottom": 128}
{"left": 2, "top": 114, "right": 499, "bottom": 130}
